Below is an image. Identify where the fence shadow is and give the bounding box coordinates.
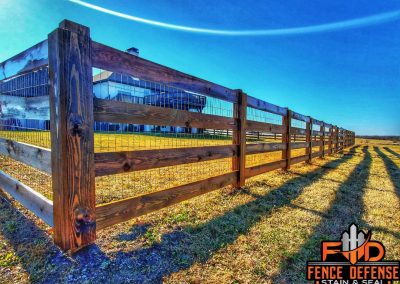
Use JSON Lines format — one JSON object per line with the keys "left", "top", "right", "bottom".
{"left": 0, "top": 146, "right": 360, "bottom": 283}
{"left": 383, "top": 147, "right": 400, "bottom": 159}
{"left": 375, "top": 147, "right": 400, "bottom": 199}
{"left": 273, "top": 146, "right": 371, "bottom": 283}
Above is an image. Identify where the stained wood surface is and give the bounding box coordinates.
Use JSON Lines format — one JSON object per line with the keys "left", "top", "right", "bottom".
{"left": 244, "top": 160, "right": 286, "bottom": 178}
{"left": 0, "top": 40, "right": 48, "bottom": 80}
{"left": 291, "top": 111, "right": 310, "bottom": 123}
{"left": 306, "top": 118, "right": 312, "bottom": 163}
{"left": 48, "top": 20, "right": 96, "bottom": 252}
{"left": 291, "top": 127, "right": 307, "bottom": 135}
{"left": 246, "top": 120, "right": 284, "bottom": 134}
{"left": 291, "top": 142, "right": 308, "bottom": 149}
{"left": 231, "top": 91, "right": 247, "bottom": 188}
{"left": 0, "top": 138, "right": 51, "bottom": 175}
{"left": 95, "top": 145, "right": 237, "bottom": 176}
{"left": 247, "top": 96, "right": 287, "bottom": 116}
{"left": 246, "top": 142, "right": 286, "bottom": 155}
{"left": 92, "top": 41, "right": 237, "bottom": 103}
{"left": 283, "top": 110, "right": 292, "bottom": 170}
{"left": 94, "top": 98, "right": 237, "bottom": 130}
{"left": 291, "top": 154, "right": 308, "bottom": 164}
{"left": 96, "top": 172, "right": 237, "bottom": 230}
{"left": 0, "top": 170, "right": 53, "bottom": 227}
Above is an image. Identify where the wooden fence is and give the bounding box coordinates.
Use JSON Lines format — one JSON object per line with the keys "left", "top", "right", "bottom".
{"left": 0, "top": 20, "right": 355, "bottom": 253}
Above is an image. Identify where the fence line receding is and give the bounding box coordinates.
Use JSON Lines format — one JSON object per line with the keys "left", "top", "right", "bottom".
{"left": 0, "top": 20, "right": 355, "bottom": 252}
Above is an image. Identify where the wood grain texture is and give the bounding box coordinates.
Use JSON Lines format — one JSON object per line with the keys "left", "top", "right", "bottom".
{"left": 0, "top": 170, "right": 53, "bottom": 227}
{"left": 0, "top": 138, "right": 51, "bottom": 174}
{"left": 92, "top": 41, "right": 237, "bottom": 103}
{"left": 247, "top": 95, "right": 287, "bottom": 116}
{"left": 306, "top": 118, "right": 312, "bottom": 163}
{"left": 231, "top": 90, "right": 247, "bottom": 188}
{"left": 95, "top": 145, "right": 237, "bottom": 177}
{"left": 282, "top": 110, "right": 292, "bottom": 170}
{"left": 246, "top": 120, "right": 284, "bottom": 134}
{"left": 291, "top": 154, "right": 308, "bottom": 164}
{"left": 94, "top": 98, "right": 237, "bottom": 130}
{"left": 96, "top": 172, "right": 237, "bottom": 230}
{"left": 320, "top": 123, "right": 325, "bottom": 157}
{"left": 291, "top": 111, "right": 310, "bottom": 123}
{"left": 0, "top": 40, "right": 48, "bottom": 80}
{"left": 246, "top": 142, "right": 286, "bottom": 155}
{"left": 48, "top": 21, "right": 95, "bottom": 252}
{"left": 291, "top": 127, "right": 307, "bottom": 136}
{"left": 291, "top": 141, "right": 308, "bottom": 149}
{"left": 244, "top": 160, "right": 286, "bottom": 178}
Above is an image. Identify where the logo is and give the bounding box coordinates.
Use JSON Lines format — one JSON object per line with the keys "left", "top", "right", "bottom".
{"left": 307, "top": 224, "right": 400, "bottom": 284}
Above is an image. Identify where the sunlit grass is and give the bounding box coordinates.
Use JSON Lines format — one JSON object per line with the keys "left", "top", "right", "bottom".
{"left": 0, "top": 138, "right": 398, "bottom": 282}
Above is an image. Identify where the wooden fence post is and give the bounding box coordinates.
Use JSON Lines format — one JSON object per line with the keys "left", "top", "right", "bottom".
{"left": 328, "top": 126, "right": 333, "bottom": 155}
{"left": 306, "top": 117, "right": 312, "bottom": 163}
{"left": 320, "top": 122, "right": 325, "bottom": 158}
{"left": 282, "top": 109, "right": 292, "bottom": 170}
{"left": 48, "top": 20, "right": 96, "bottom": 252}
{"left": 232, "top": 90, "right": 247, "bottom": 188}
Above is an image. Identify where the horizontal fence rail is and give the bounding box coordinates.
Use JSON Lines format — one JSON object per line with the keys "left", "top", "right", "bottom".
{"left": 0, "top": 19, "right": 355, "bottom": 253}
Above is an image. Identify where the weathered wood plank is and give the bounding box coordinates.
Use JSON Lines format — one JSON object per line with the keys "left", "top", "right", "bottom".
{"left": 246, "top": 142, "right": 286, "bottom": 155}
{"left": 312, "top": 141, "right": 322, "bottom": 147}
{"left": 283, "top": 110, "right": 292, "bottom": 170}
{"left": 291, "top": 141, "right": 308, "bottom": 149}
{"left": 291, "top": 154, "right": 308, "bottom": 164}
{"left": 246, "top": 120, "right": 284, "bottom": 134}
{"left": 92, "top": 41, "right": 237, "bottom": 103}
{"left": 291, "top": 127, "right": 306, "bottom": 135}
{"left": 0, "top": 170, "right": 53, "bottom": 227}
{"left": 232, "top": 90, "right": 247, "bottom": 188}
{"left": 95, "top": 145, "right": 237, "bottom": 177}
{"left": 312, "top": 151, "right": 322, "bottom": 158}
{"left": 48, "top": 20, "right": 96, "bottom": 252}
{"left": 244, "top": 160, "right": 286, "bottom": 178}
{"left": 0, "top": 138, "right": 51, "bottom": 175}
{"left": 247, "top": 96, "right": 287, "bottom": 116}
{"left": 0, "top": 40, "right": 48, "bottom": 80}
{"left": 306, "top": 118, "right": 312, "bottom": 163}
{"left": 291, "top": 111, "right": 310, "bottom": 123}
{"left": 96, "top": 172, "right": 237, "bottom": 230}
{"left": 94, "top": 98, "right": 237, "bottom": 130}
{"left": 313, "top": 119, "right": 324, "bottom": 126}
{"left": 320, "top": 123, "right": 325, "bottom": 157}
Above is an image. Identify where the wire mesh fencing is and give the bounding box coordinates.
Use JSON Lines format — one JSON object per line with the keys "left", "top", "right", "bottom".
{"left": 92, "top": 68, "right": 235, "bottom": 204}
{"left": 0, "top": 67, "right": 52, "bottom": 199}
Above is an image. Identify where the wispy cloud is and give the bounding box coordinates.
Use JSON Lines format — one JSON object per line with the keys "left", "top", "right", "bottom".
{"left": 70, "top": 0, "right": 400, "bottom": 36}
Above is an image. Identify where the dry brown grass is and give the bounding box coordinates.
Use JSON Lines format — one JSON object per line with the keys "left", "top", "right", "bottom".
{"left": 0, "top": 138, "right": 399, "bottom": 283}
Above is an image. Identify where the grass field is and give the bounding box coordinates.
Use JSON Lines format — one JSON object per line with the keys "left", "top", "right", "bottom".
{"left": 0, "top": 137, "right": 398, "bottom": 283}
{"left": 0, "top": 131, "right": 307, "bottom": 204}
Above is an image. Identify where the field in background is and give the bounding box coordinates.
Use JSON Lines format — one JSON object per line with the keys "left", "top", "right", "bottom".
{"left": 0, "top": 138, "right": 398, "bottom": 283}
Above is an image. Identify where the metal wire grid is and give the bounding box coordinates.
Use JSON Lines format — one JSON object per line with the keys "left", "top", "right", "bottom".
{"left": 0, "top": 68, "right": 52, "bottom": 199}
{"left": 93, "top": 69, "right": 235, "bottom": 204}
{"left": 93, "top": 68, "right": 233, "bottom": 152}
{"left": 245, "top": 107, "right": 284, "bottom": 168}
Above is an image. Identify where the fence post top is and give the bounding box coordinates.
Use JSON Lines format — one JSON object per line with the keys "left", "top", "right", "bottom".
{"left": 59, "top": 19, "right": 90, "bottom": 34}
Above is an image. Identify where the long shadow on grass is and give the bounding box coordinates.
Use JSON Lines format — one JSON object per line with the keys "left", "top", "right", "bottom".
{"left": 375, "top": 147, "right": 400, "bottom": 199}
{"left": 274, "top": 146, "right": 371, "bottom": 283}
{"left": 383, "top": 147, "right": 400, "bottom": 159}
{"left": 0, "top": 146, "right": 360, "bottom": 283}
{"left": 0, "top": 199, "right": 73, "bottom": 283}
{"left": 83, "top": 145, "right": 359, "bottom": 283}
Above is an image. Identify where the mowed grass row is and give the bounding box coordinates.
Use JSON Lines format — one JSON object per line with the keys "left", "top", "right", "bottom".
{"left": 0, "top": 131, "right": 305, "bottom": 204}
{"left": 0, "top": 140, "right": 398, "bottom": 283}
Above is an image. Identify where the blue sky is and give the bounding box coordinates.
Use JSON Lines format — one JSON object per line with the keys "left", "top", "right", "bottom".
{"left": 0, "top": 0, "right": 399, "bottom": 135}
